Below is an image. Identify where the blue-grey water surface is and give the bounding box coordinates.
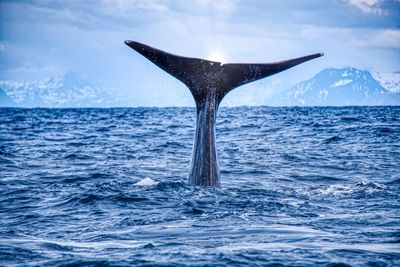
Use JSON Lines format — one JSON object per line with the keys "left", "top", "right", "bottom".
{"left": 0, "top": 106, "right": 399, "bottom": 266}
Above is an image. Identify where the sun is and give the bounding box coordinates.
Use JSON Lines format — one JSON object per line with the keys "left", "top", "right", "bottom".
{"left": 207, "top": 51, "right": 225, "bottom": 63}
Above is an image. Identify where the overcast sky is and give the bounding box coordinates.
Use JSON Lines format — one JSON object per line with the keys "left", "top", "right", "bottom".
{"left": 0, "top": 0, "right": 399, "bottom": 106}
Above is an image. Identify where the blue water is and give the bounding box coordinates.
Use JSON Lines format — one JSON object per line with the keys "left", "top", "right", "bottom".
{"left": 1, "top": 106, "right": 399, "bottom": 266}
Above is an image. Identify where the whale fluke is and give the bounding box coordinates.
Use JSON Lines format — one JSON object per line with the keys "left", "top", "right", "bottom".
{"left": 125, "top": 40, "right": 323, "bottom": 187}
{"left": 220, "top": 53, "right": 323, "bottom": 96}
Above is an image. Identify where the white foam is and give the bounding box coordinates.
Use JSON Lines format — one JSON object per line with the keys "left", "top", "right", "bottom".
{"left": 134, "top": 177, "right": 159, "bottom": 186}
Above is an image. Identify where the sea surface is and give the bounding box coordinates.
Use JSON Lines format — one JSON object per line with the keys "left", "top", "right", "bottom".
{"left": 0, "top": 106, "right": 399, "bottom": 266}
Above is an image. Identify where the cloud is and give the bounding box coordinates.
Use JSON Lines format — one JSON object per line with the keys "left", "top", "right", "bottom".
{"left": 1, "top": 0, "right": 399, "bottom": 106}
{"left": 1, "top": 0, "right": 239, "bottom": 33}
{"left": 193, "top": 0, "right": 237, "bottom": 12}
{"left": 99, "top": 0, "right": 169, "bottom": 15}
{"left": 363, "top": 29, "right": 400, "bottom": 48}
{"left": 96, "top": 0, "right": 238, "bottom": 14}
{"left": 301, "top": 26, "right": 400, "bottom": 49}
{"left": 345, "top": 0, "right": 385, "bottom": 14}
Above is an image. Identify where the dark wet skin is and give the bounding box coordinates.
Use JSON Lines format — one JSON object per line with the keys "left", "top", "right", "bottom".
{"left": 125, "top": 40, "right": 323, "bottom": 187}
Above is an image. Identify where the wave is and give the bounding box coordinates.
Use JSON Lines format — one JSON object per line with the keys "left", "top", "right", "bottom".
{"left": 0, "top": 106, "right": 399, "bottom": 266}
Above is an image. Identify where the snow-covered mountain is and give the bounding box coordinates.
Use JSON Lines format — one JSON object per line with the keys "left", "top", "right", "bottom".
{"left": 0, "top": 72, "right": 117, "bottom": 107}
{"left": 0, "top": 88, "right": 16, "bottom": 107}
{"left": 371, "top": 71, "right": 400, "bottom": 93}
{"left": 268, "top": 67, "right": 400, "bottom": 106}
{"left": 1, "top": 68, "right": 399, "bottom": 107}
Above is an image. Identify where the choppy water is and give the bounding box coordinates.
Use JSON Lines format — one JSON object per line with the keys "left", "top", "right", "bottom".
{"left": 0, "top": 106, "right": 399, "bottom": 266}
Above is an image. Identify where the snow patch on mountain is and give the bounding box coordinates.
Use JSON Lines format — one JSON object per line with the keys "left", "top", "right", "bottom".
{"left": 371, "top": 71, "right": 400, "bottom": 93}
{"left": 331, "top": 79, "right": 352, "bottom": 87}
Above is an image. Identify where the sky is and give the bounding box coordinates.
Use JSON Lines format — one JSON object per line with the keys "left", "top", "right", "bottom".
{"left": 0, "top": 0, "right": 399, "bottom": 106}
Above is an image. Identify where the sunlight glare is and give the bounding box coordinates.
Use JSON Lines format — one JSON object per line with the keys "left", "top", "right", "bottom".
{"left": 207, "top": 51, "right": 225, "bottom": 63}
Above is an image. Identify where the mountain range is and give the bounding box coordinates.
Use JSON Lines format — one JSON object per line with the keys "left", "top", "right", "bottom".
{"left": 0, "top": 67, "right": 399, "bottom": 107}
{"left": 268, "top": 67, "right": 400, "bottom": 106}
{"left": 0, "top": 72, "right": 118, "bottom": 107}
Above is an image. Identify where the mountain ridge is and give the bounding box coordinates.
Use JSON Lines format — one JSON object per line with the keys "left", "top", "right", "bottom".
{"left": 0, "top": 72, "right": 117, "bottom": 107}
{"left": 268, "top": 67, "right": 400, "bottom": 106}
{"left": 1, "top": 67, "right": 399, "bottom": 107}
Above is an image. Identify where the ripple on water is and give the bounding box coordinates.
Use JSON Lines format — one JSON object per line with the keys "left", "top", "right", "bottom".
{"left": 0, "top": 106, "right": 399, "bottom": 266}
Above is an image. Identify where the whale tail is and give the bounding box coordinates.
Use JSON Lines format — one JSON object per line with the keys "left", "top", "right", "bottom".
{"left": 124, "top": 40, "right": 323, "bottom": 104}
{"left": 125, "top": 40, "right": 323, "bottom": 187}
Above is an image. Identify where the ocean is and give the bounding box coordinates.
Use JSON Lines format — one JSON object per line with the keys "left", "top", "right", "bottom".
{"left": 0, "top": 106, "right": 399, "bottom": 266}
